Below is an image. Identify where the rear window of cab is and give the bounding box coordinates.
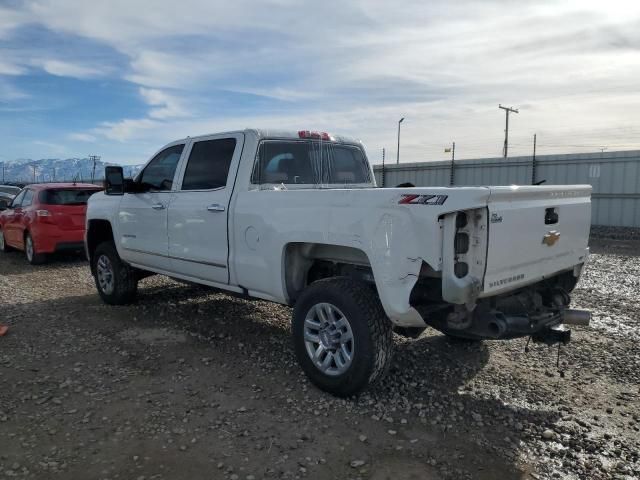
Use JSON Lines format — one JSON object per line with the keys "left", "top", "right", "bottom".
{"left": 39, "top": 189, "right": 101, "bottom": 206}
{"left": 252, "top": 140, "right": 371, "bottom": 185}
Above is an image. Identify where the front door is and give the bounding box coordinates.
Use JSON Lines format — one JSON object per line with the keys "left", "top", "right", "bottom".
{"left": 118, "top": 143, "right": 186, "bottom": 271}
{"left": 3, "top": 190, "right": 26, "bottom": 247}
{"left": 168, "top": 133, "right": 244, "bottom": 284}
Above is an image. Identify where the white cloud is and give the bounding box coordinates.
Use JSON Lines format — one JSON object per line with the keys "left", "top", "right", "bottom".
{"left": 0, "top": 59, "right": 26, "bottom": 76}
{"left": 68, "top": 132, "right": 97, "bottom": 142}
{"left": 139, "top": 87, "right": 188, "bottom": 119}
{"left": 0, "top": 6, "right": 29, "bottom": 39}
{"left": 39, "top": 59, "right": 103, "bottom": 79}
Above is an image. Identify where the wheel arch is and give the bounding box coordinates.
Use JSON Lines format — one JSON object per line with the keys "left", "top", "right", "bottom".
{"left": 86, "top": 219, "right": 115, "bottom": 271}
{"left": 282, "top": 242, "right": 376, "bottom": 304}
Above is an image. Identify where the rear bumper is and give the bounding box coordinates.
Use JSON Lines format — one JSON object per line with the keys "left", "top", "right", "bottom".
{"left": 30, "top": 226, "right": 85, "bottom": 254}
{"left": 54, "top": 241, "right": 85, "bottom": 252}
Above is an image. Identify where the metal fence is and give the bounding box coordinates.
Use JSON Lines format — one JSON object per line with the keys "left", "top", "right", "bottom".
{"left": 373, "top": 150, "right": 640, "bottom": 227}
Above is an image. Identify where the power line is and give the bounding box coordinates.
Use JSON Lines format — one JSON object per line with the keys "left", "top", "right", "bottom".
{"left": 89, "top": 155, "right": 101, "bottom": 184}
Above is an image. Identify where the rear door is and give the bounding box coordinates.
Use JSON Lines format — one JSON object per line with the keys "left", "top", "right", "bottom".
{"left": 482, "top": 185, "right": 591, "bottom": 296}
{"left": 118, "top": 143, "right": 185, "bottom": 270}
{"left": 168, "top": 133, "right": 244, "bottom": 283}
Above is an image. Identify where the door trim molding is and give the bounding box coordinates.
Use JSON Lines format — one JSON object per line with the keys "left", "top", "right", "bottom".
{"left": 122, "top": 246, "right": 227, "bottom": 269}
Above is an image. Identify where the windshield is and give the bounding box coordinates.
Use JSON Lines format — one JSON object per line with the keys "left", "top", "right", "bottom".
{"left": 40, "top": 189, "right": 100, "bottom": 206}
{"left": 252, "top": 140, "right": 372, "bottom": 187}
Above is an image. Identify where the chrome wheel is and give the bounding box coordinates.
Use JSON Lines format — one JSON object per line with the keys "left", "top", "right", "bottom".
{"left": 25, "top": 235, "right": 34, "bottom": 262}
{"left": 96, "top": 254, "right": 115, "bottom": 295}
{"left": 304, "top": 302, "right": 354, "bottom": 376}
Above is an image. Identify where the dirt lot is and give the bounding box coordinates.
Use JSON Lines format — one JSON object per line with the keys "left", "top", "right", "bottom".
{"left": 0, "top": 238, "right": 638, "bottom": 480}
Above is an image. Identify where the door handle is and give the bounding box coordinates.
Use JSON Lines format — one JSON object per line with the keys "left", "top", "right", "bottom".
{"left": 151, "top": 203, "right": 166, "bottom": 210}
{"left": 207, "top": 204, "right": 225, "bottom": 212}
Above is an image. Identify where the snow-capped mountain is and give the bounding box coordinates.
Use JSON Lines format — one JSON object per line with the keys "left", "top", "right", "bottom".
{"left": 0, "top": 158, "right": 143, "bottom": 184}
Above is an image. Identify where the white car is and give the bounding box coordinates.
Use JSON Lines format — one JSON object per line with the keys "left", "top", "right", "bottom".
{"left": 86, "top": 129, "right": 592, "bottom": 396}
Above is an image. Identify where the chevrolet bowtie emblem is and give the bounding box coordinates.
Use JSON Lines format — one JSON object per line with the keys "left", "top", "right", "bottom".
{"left": 542, "top": 230, "right": 561, "bottom": 246}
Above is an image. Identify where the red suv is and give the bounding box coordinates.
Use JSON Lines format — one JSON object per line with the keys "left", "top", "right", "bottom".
{"left": 0, "top": 183, "right": 102, "bottom": 264}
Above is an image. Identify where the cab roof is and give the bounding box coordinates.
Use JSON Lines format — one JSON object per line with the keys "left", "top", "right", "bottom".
{"left": 179, "top": 128, "right": 363, "bottom": 146}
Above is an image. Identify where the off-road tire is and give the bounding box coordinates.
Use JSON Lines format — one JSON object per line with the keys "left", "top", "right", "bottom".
{"left": 292, "top": 277, "right": 393, "bottom": 397}
{"left": 25, "top": 232, "right": 46, "bottom": 265}
{"left": 92, "top": 241, "right": 138, "bottom": 305}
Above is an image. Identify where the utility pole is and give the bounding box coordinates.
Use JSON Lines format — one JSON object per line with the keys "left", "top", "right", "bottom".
{"left": 531, "top": 133, "right": 537, "bottom": 185}
{"left": 89, "top": 155, "right": 101, "bottom": 183}
{"left": 396, "top": 117, "right": 405, "bottom": 164}
{"left": 381, "top": 148, "right": 386, "bottom": 188}
{"left": 31, "top": 165, "right": 36, "bottom": 183}
{"left": 498, "top": 104, "right": 519, "bottom": 158}
{"left": 445, "top": 142, "right": 456, "bottom": 186}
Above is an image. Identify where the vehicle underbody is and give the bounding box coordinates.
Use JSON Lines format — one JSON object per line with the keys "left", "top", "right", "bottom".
{"left": 410, "top": 268, "right": 589, "bottom": 344}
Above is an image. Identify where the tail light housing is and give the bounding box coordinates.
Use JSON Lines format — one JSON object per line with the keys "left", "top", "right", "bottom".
{"left": 36, "top": 210, "right": 55, "bottom": 224}
{"left": 298, "top": 130, "right": 334, "bottom": 141}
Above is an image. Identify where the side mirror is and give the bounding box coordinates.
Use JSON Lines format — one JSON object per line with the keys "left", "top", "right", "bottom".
{"left": 104, "top": 166, "right": 124, "bottom": 195}
{"left": 0, "top": 200, "right": 8, "bottom": 211}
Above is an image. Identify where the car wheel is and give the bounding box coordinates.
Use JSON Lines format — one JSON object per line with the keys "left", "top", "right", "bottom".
{"left": 292, "top": 277, "right": 393, "bottom": 397}
{"left": 92, "top": 241, "right": 137, "bottom": 304}
{"left": 0, "top": 228, "right": 11, "bottom": 252}
{"left": 25, "top": 233, "right": 46, "bottom": 265}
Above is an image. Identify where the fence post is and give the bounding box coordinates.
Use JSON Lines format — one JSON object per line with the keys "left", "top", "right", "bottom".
{"left": 449, "top": 142, "right": 455, "bottom": 186}
{"left": 381, "top": 148, "right": 386, "bottom": 187}
{"left": 531, "top": 133, "right": 537, "bottom": 184}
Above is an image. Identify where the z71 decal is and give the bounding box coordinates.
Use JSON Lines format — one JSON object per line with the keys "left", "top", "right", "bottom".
{"left": 399, "top": 194, "right": 448, "bottom": 205}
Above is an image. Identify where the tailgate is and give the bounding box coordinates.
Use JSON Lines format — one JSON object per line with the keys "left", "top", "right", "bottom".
{"left": 481, "top": 185, "right": 591, "bottom": 296}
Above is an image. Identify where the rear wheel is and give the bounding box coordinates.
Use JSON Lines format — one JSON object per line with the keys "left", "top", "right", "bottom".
{"left": 92, "top": 241, "right": 137, "bottom": 304}
{"left": 25, "top": 233, "right": 46, "bottom": 265}
{"left": 292, "top": 277, "right": 393, "bottom": 397}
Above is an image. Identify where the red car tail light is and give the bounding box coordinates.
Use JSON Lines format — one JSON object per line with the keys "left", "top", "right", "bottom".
{"left": 36, "top": 209, "right": 55, "bottom": 224}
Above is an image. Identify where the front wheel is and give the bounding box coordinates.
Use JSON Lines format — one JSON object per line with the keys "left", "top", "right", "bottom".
{"left": 25, "top": 233, "right": 46, "bottom": 265}
{"left": 0, "top": 228, "right": 11, "bottom": 253}
{"left": 292, "top": 277, "right": 393, "bottom": 397}
{"left": 92, "top": 241, "right": 138, "bottom": 304}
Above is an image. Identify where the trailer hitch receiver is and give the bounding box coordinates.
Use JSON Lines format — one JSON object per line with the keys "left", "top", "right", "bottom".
{"left": 532, "top": 325, "right": 571, "bottom": 346}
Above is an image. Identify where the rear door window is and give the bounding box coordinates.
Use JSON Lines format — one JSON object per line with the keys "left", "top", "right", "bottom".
{"left": 139, "top": 144, "right": 185, "bottom": 191}
{"left": 40, "top": 189, "right": 100, "bottom": 205}
{"left": 181, "top": 138, "right": 237, "bottom": 190}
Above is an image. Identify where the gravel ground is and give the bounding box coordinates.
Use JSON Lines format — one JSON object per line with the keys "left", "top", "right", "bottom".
{"left": 0, "top": 240, "right": 638, "bottom": 480}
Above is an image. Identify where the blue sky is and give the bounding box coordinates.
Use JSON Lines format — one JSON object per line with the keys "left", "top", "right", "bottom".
{"left": 1, "top": 0, "right": 640, "bottom": 165}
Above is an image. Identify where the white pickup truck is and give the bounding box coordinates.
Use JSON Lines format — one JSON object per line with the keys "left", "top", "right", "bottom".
{"left": 86, "top": 129, "right": 592, "bottom": 396}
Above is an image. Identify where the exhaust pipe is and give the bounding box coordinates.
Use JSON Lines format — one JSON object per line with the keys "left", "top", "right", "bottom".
{"left": 563, "top": 309, "right": 591, "bottom": 326}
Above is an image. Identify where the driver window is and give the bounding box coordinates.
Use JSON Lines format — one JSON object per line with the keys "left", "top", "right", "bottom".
{"left": 22, "top": 190, "right": 34, "bottom": 207}
{"left": 139, "top": 144, "right": 185, "bottom": 191}
{"left": 10, "top": 190, "right": 26, "bottom": 207}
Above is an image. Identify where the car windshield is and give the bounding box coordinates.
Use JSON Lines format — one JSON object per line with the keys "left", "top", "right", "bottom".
{"left": 40, "top": 189, "right": 100, "bottom": 205}
{"left": 252, "top": 140, "right": 372, "bottom": 187}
